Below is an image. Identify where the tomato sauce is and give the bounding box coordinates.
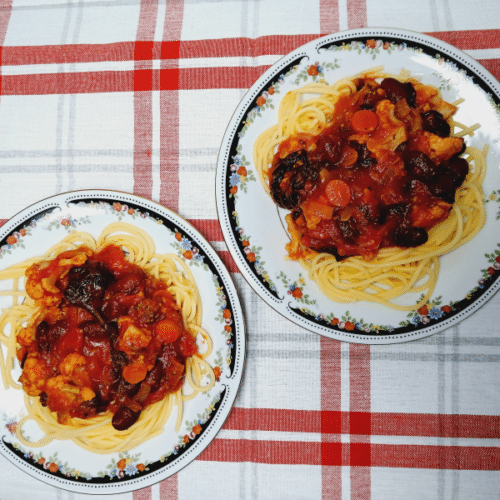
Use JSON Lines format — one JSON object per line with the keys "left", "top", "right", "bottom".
{"left": 17, "top": 245, "right": 198, "bottom": 430}
{"left": 268, "top": 77, "right": 468, "bottom": 260}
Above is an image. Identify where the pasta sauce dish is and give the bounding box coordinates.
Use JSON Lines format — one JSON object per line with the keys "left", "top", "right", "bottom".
{"left": 269, "top": 77, "right": 468, "bottom": 261}
{"left": 0, "top": 223, "right": 215, "bottom": 453}
{"left": 17, "top": 244, "right": 198, "bottom": 431}
{"left": 254, "top": 68, "right": 487, "bottom": 310}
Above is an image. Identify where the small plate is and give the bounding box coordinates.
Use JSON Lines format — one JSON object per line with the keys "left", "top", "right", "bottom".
{"left": 0, "top": 190, "right": 245, "bottom": 493}
{"left": 216, "top": 28, "right": 500, "bottom": 344}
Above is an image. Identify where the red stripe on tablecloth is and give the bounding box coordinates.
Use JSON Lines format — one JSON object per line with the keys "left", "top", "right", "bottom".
{"left": 0, "top": 67, "right": 268, "bottom": 94}
{"left": 0, "top": 36, "right": 316, "bottom": 66}
{"left": 217, "top": 250, "right": 239, "bottom": 273}
{"left": 320, "top": 0, "right": 340, "bottom": 35}
{"left": 0, "top": 31, "right": 499, "bottom": 68}
{"left": 349, "top": 344, "right": 371, "bottom": 499}
{"left": 320, "top": 338, "right": 342, "bottom": 499}
{"left": 223, "top": 407, "right": 500, "bottom": 439}
{"left": 186, "top": 218, "right": 224, "bottom": 241}
{"left": 429, "top": 30, "right": 500, "bottom": 50}
{"left": 133, "top": 487, "right": 152, "bottom": 500}
{"left": 132, "top": 1, "right": 158, "bottom": 201}
{"left": 159, "top": 475, "right": 178, "bottom": 500}
{"left": 159, "top": 3, "right": 183, "bottom": 213}
{"left": 199, "top": 439, "right": 500, "bottom": 470}
{"left": 478, "top": 58, "right": 500, "bottom": 80}
{"left": 347, "top": 0, "right": 367, "bottom": 29}
{"left": 370, "top": 444, "right": 500, "bottom": 470}
{"left": 2, "top": 60, "right": 500, "bottom": 96}
{"left": 200, "top": 438, "right": 323, "bottom": 465}
{"left": 177, "top": 66, "right": 269, "bottom": 90}
{"left": 0, "top": 0, "right": 13, "bottom": 97}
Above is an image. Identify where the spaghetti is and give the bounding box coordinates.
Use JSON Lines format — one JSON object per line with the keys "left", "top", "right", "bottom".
{"left": 254, "top": 68, "right": 487, "bottom": 311}
{"left": 0, "top": 222, "right": 215, "bottom": 453}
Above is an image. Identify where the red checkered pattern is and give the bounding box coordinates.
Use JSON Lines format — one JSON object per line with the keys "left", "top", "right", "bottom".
{"left": 0, "top": 0, "right": 499, "bottom": 499}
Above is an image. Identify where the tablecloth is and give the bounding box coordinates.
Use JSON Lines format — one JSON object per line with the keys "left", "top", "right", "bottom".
{"left": 0, "top": 0, "right": 499, "bottom": 499}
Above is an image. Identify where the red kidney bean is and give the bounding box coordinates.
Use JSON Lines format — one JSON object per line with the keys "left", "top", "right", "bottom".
{"left": 430, "top": 174, "right": 456, "bottom": 203}
{"left": 381, "top": 78, "right": 416, "bottom": 107}
{"left": 421, "top": 110, "right": 451, "bottom": 137}
{"left": 404, "top": 150, "right": 440, "bottom": 181}
{"left": 112, "top": 405, "right": 141, "bottom": 431}
{"left": 447, "top": 156, "right": 469, "bottom": 187}
{"left": 394, "top": 226, "right": 428, "bottom": 247}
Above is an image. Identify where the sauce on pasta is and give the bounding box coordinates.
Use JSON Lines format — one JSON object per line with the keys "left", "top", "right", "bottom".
{"left": 253, "top": 68, "right": 487, "bottom": 311}
{"left": 17, "top": 244, "right": 198, "bottom": 431}
{"left": 268, "top": 77, "right": 468, "bottom": 261}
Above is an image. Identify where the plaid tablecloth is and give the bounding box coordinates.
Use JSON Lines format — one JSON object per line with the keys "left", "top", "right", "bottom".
{"left": 0, "top": 1, "right": 499, "bottom": 499}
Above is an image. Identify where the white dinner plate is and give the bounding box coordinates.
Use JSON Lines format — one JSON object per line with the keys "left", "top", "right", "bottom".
{"left": 0, "top": 190, "right": 245, "bottom": 493}
{"left": 216, "top": 28, "right": 500, "bottom": 344}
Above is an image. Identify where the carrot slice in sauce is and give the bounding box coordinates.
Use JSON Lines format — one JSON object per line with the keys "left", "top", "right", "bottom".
{"left": 122, "top": 363, "right": 148, "bottom": 384}
{"left": 325, "top": 179, "right": 352, "bottom": 207}
{"left": 350, "top": 109, "right": 379, "bottom": 133}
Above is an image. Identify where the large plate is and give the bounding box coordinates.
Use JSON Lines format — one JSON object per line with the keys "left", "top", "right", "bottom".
{"left": 216, "top": 28, "right": 500, "bottom": 344}
{"left": 0, "top": 190, "right": 245, "bottom": 493}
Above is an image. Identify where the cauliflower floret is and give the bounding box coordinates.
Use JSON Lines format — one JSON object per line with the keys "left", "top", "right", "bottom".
{"left": 59, "top": 353, "right": 87, "bottom": 377}
{"left": 80, "top": 387, "right": 96, "bottom": 402}
{"left": 415, "top": 131, "right": 464, "bottom": 163}
{"left": 117, "top": 318, "right": 152, "bottom": 353}
{"left": 366, "top": 100, "right": 408, "bottom": 153}
{"left": 18, "top": 354, "right": 49, "bottom": 396}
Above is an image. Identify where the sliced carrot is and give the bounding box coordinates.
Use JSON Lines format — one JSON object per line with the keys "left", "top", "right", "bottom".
{"left": 325, "top": 179, "right": 352, "bottom": 207}
{"left": 340, "top": 146, "right": 358, "bottom": 167}
{"left": 154, "top": 319, "right": 182, "bottom": 344}
{"left": 122, "top": 363, "right": 148, "bottom": 385}
{"left": 350, "top": 109, "right": 379, "bottom": 133}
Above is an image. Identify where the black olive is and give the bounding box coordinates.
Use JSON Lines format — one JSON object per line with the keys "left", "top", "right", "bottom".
{"left": 112, "top": 405, "right": 141, "bottom": 431}
{"left": 430, "top": 174, "right": 456, "bottom": 203}
{"left": 404, "top": 150, "right": 439, "bottom": 181}
{"left": 394, "top": 226, "right": 428, "bottom": 247}
{"left": 421, "top": 110, "right": 451, "bottom": 138}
